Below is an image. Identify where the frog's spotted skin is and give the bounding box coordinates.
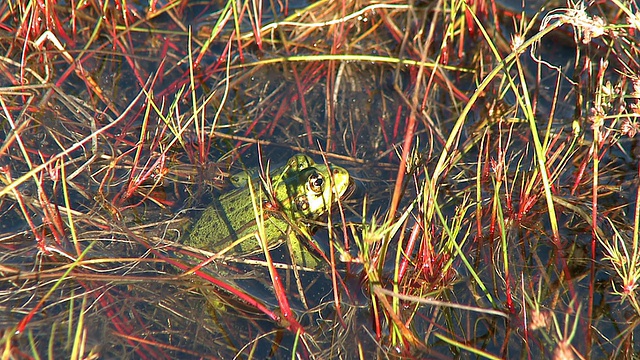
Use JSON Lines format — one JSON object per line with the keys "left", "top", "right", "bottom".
{"left": 184, "top": 154, "right": 351, "bottom": 268}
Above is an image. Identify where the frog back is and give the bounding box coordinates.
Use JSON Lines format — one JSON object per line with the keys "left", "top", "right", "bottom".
{"left": 185, "top": 186, "right": 287, "bottom": 256}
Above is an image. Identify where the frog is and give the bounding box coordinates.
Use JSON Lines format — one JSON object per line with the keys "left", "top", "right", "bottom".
{"left": 184, "top": 154, "right": 351, "bottom": 269}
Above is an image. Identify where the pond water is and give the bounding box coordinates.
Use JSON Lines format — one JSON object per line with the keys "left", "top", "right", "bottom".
{"left": 1, "top": 0, "right": 639, "bottom": 358}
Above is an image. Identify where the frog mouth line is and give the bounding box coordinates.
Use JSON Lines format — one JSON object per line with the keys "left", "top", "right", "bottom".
{"left": 339, "top": 178, "right": 356, "bottom": 202}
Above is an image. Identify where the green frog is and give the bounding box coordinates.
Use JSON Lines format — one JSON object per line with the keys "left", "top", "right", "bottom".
{"left": 184, "top": 154, "right": 351, "bottom": 269}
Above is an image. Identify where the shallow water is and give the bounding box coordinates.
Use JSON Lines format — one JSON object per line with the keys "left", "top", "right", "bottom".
{"left": 1, "top": 0, "right": 639, "bottom": 358}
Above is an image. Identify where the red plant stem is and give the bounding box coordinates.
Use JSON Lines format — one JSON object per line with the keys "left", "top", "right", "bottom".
{"left": 388, "top": 110, "right": 414, "bottom": 219}
{"left": 397, "top": 221, "right": 422, "bottom": 281}
{"left": 262, "top": 240, "right": 300, "bottom": 330}
{"left": 168, "top": 254, "right": 306, "bottom": 336}
{"left": 325, "top": 60, "right": 337, "bottom": 152}
{"left": 250, "top": 0, "right": 263, "bottom": 51}
{"left": 37, "top": 179, "right": 65, "bottom": 245}
{"left": 390, "top": 105, "right": 403, "bottom": 162}
{"left": 94, "top": 287, "right": 163, "bottom": 359}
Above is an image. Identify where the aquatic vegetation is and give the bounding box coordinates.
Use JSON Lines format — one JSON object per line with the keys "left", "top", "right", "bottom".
{"left": 1, "top": 0, "right": 639, "bottom": 358}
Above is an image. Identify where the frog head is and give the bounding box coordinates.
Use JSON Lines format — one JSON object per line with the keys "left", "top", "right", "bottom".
{"left": 274, "top": 155, "right": 351, "bottom": 221}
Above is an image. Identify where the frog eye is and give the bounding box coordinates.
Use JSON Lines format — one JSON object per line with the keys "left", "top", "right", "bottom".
{"left": 295, "top": 195, "right": 309, "bottom": 211}
{"left": 307, "top": 172, "right": 324, "bottom": 194}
